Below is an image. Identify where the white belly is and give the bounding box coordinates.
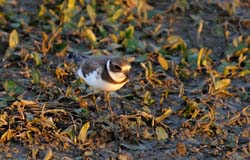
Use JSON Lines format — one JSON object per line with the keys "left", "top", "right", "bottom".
{"left": 77, "top": 68, "right": 127, "bottom": 92}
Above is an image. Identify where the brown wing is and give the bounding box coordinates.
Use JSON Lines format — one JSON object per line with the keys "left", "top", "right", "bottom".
{"left": 80, "top": 56, "right": 109, "bottom": 76}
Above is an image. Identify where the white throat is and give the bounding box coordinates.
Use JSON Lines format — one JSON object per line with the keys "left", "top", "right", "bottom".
{"left": 77, "top": 67, "right": 85, "bottom": 79}
{"left": 107, "top": 59, "right": 127, "bottom": 83}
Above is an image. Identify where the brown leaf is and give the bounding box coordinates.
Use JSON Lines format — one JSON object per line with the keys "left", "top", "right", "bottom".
{"left": 20, "top": 100, "right": 37, "bottom": 107}
{"left": 155, "top": 109, "right": 173, "bottom": 123}
{"left": 43, "top": 147, "right": 53, "bottom": 160}
{"left": 176, "top": 142, "right": 186, "bottom": 155}
{"left": 0, "top": 129, "right": 16, "bottom": 142}
{"left": 126, "top": 0, "right": 154, "bottom": 11}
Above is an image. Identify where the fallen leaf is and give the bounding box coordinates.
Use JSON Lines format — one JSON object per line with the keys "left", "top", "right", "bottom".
{"left": 20, "top": 100, "right": 37, "bottom": 106}
{"left": 155, "top": 108, "right": 173, "bottom": 123}
{"left": 110, "top": 8, "right": 123, "bottom": 22}
{"left": 32, "top": 52, "right": 42, "bottom": 66}
{"left": 9, "top": 30, "right": 19, "bottom": 49}
{"left": 78, "top": 121, "right": 90, "bottom": 143}
{"left": 43, "top": 147, "right": 53, "bottom": 160}
{"left": 86, "top": 4, "right": 96, "bottom": 24}
{"left": 155, "top": 126, "right": 168, "bottom": 140}
{"left": 85, "top": 28, "right": 97, "bottom": 44}
{"left": 158, "top": 54, "right": 169, "bottom": 71}
{"left": 31, "top": 69, "right": 41, "bottom": 84}
{"left": 215, "top": 79, "right": 231, "bottom": 90}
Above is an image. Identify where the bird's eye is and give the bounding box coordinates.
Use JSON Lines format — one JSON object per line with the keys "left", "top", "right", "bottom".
{"left": 113, "top": 65, "right": 121, "bottom": 71}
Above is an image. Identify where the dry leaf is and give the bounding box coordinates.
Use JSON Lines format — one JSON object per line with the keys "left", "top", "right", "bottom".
{"left": 55, "top": 67, "right": 68, "bottom": 80}
{"left": 9, "top": 30, "right": 19, "bottom": 49}
{"left": 155, "top": 109, "right": 173, "bottom": 123}
{"left": 126, "top": 0, "right": 153, "bottom": 11}
{"left": 197, "top": 19, "right": 203, "bottom": 40}
{"left": 86, "top": 4, "right": 96, "bottom": 24}
{"left": 158, "top": 54, "right": 169, "bottom": 71}
{"left": 127, "top": 57, "right": 135, "bottom": 63}
{"left": 68, "top": 0, "right": 75, "bottom": 9}
{"left": 110, "top": 8, "right": 123, "bottom": 22}
{"left": 78, "top": 121, "right": 90, "bottom": 143}
{"left": 0, "top": 129, "right": 16, "bottom": 142}
{"left": 197, "top": 48, "right": 205, "bottom": 71}
{"left": 43, "top": 147, "right": 53, "bottom": 160}
{"left": 85, "top": 28, "right": 97, "bottom": 44}
{"left": 215, "top": 79, "right": 231, "bottom": 90}
{"left": 42, "top": 32, "right": 49, "bottom": 54}
{"left": 20, "top": 100, "right": 37, "bottom": 107}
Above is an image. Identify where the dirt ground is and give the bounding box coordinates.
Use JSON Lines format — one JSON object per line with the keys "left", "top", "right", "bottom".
{"left": 0, "top": 0, "right": 250, "bottom": 159}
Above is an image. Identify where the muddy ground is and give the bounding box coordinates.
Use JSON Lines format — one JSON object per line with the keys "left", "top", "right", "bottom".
{"left": 0, "top": 0, "right": 250, "bottom": 159}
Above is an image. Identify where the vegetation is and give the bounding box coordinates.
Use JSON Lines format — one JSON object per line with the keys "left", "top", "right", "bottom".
{"left": 0, "top": 0, "right": 250, "bottom": 159}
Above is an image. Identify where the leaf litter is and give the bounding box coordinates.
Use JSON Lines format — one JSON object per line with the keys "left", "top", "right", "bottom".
{"left": 0, "top": 0, "right": 250, "bottom": 159}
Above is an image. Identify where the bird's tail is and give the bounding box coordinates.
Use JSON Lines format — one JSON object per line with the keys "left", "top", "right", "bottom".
{"left": 67, "top": 52, "right": 87, "bottom": 65}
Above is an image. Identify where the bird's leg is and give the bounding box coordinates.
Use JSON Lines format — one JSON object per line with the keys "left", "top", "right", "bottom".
{"left": 104, "top": 91, "right": 115, "bottom": 116}
{"left": 92, "top": 90, "right": 99, "bottom": 113}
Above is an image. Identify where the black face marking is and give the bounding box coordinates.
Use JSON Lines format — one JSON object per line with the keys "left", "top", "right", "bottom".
{"left": 101, "top": 59, "right": 128, "bottom": 84}
{"left": 112, "top": 64, "right": 122, "bottom": 72}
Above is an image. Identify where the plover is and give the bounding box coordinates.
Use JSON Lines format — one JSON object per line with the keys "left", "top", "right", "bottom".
{"left": 68, "top": 53, "right": 133, "bottom": 113}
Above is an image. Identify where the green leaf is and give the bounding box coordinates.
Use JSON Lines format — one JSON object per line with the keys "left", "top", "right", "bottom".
{"left": 125, "top": 25, "right": 134, "bottom": 39}
{"left": 0, "top": 95, "right": 15, "bottom": 108}
{"left": 212, "top": 25, "right": 224, "bottom": 37}
{"left": 32, "top": 52, "right": 42, "bottom": 66}
{"left": 14, "top": 85, "right": 25, "bottom": 95}
{"left": 2, "top": 47, "right": 14, "bottom": 62}
{"left": 9, "top": 30, "right": 19, "bottom": 49}
{"left": 3, "top": 80, "right": 17, "bottom": 92}
{"left": 2, "top": 80, "right": 24, "bottom": 95}
{"left": 53, "top": 43, "right": 67, "bottom": 52}
{"left": 97, "top": 25, "right": 108, "bottom": 37}
{"left": 31, "top": 69, "right": 41, "bottom": 84}
{"left": 187, "top": 54, "right": 198, "bottom": 69}
{"left": 143, "top": 91, "right": 155, "bottom": 106}
{"left": 136, "top": 53, "right": 147, "bottom": 62}
{"left": 155, "top": 126, "right": 168, "bottom": 140}
{"left": 0, "top": 101, "right": 7, "bottom": 108}
{"left": 0, "top": 95, "right": 15, "bottom": 101}
{"left": 126, "top": 38, "right": 139, "bottom": 52}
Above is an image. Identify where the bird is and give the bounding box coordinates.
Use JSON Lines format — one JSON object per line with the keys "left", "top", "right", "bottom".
{"left": 68, "top": 52, "right": 134, "bottom": 114}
